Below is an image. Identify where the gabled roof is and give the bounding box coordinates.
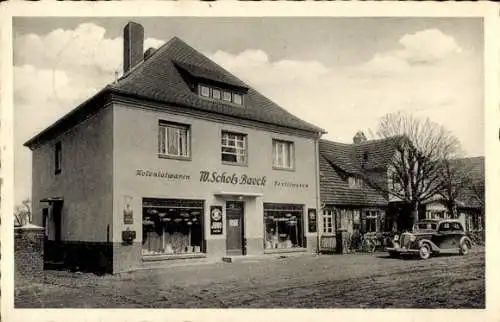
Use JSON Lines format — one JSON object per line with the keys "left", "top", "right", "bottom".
{"left": 25, "top": 36, "right": 324, "bottom": 149}
{"left": 454, "top": 156, "right": 484, "bottom": 209}
{"left": 318, "top": 137, "right": 402, "bottom": 207}
{"left": 319, "top": 136, "right": 403, "bottom": 174}
{"left": 109, "top": 36, "right": 325, "bottom": 134}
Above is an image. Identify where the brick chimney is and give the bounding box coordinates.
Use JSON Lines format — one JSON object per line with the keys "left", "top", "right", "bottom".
{"left": 353, "top": 131, "right": 367, "bottom": 144}
{"left": 123, "top": 21, "right": 144, "bottom": 74}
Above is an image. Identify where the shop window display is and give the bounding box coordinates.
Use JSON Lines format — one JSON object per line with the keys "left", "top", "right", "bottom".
{"left": 142, "top": 198, "right": 204, "bottom": 255}
{"left": 264, "top": 203, "right": 305, "bottom": 249}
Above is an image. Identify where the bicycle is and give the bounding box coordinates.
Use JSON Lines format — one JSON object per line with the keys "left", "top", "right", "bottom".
{"left": 360, "top": 233, "right": 377, "bottom": 253}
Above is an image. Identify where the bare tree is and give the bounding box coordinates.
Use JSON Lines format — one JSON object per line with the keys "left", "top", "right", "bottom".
{"left": 437, "top": 158, "right": 471, "bottom": 219}
{"left": 14, "top": 198, "right": 32, "bottom": 226}
{"left": 366, "top": 111, "right": 462, "bottom": 229}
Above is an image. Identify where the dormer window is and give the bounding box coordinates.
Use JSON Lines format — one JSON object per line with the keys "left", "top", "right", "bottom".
{"left": 200, "top": 85, "right": 210, "bottom": 97}
{"left": 212, "top": 88, "right": 221, "bottom": 100}
{"left": 233, "top": 93, "right": 243, "bottom": 105}
{"left": 222, "top": 90, "right": 232, "bottom": 102}
{"left": 348, "top": 176, "right": 363, "bottom": 189}
{"left": 197, "top": 83, "right": 244, "bottom": 106}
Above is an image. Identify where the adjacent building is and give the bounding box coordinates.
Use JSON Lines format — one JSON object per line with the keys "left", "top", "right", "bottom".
{"left": 423, "top": 156, "right": 485, "bottom": 232}
{"left": 24, "top": 22, "right": 325, "bottom": 273}
{"left": 319, "top": 133, "right": 485, "bottom": 252}
{"left": 318, "top": 133, "right": 403, "bottom": 249}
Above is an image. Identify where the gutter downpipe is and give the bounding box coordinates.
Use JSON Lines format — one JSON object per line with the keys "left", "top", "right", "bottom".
{"left": 314, "top": 132, "right": 322, "bottom": 255}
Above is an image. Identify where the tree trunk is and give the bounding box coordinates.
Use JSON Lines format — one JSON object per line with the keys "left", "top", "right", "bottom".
{"left": 445, "top": 202, "right": 455, "bottom": 219}
{"left": 410, "top": 202, "right": 419, "bottom": 228}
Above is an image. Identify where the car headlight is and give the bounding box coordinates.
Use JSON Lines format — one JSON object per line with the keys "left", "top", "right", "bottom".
{"left": 409, "top": 235, "right": 416, "bottom": 242}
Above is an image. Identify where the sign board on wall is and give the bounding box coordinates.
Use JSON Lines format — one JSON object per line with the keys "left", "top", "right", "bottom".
{"left": 308, "top": 208, "right": 317, "bottom": 233}
{"left": 123, "top": 195, "right": 134, "bottom": 225}
{"left": 210, "top": 206, "right": 223, "bottom": 235}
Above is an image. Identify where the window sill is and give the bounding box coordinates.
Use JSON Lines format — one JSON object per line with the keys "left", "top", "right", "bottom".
{"left": 272, "top": 166, "right": 295, "bottom": 172}
{"left": 158, "top": 154, "right": 192, "bottom": 161}
{"left": 264, "top": 248, "right": 307, "bottom": 254}
{"left": 222, "top": 161, "right": 248, "bottom": 167}
{"left": 142, "top": 253, "right": 206, "bottom": 262}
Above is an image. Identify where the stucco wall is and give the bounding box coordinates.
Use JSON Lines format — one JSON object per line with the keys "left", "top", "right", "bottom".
{"left": 112, "top": 103, "right": 320, "bottom": 253}
{"left": 31, "top": 107, "right": 114, "bottom": 242}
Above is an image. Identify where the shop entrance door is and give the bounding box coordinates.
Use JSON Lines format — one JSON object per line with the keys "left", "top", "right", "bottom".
{"left": 226, "top": 201, "right": 244, "bottom": 256}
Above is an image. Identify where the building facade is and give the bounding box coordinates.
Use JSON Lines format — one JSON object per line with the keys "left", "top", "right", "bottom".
{"left": 318, "top": 134, "right": 408, "bottom": 251}
{"left": 423, "top": 156, "right": 485, "bottom": 233}
{"left": 25, "top": 22, "right": 325, "bottom": 273}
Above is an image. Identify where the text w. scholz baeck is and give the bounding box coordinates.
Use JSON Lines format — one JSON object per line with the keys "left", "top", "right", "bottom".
{"left": 199, "top": 170, "right": 267, "bottom": 186}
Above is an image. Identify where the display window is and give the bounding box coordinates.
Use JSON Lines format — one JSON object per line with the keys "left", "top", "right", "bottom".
{"left": 142, "top": 198, "right": 204, "bottom": 255}
{"left": 264, "top": 203, "right": 305, "bottom": 249}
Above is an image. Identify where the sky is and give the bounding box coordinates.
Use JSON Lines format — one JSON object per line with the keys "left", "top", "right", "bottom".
{"left": 13, "top": 17, "right": 484, "bottom": 204}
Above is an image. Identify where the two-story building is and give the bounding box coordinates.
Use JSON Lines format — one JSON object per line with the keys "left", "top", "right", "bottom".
{"left": 24, "top": 22, "right": 325, "bottom": 274}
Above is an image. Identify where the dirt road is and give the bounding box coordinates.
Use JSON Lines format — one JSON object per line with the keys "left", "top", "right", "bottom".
{"left": 15, "top": 248, "right": 485, "bottom": 308}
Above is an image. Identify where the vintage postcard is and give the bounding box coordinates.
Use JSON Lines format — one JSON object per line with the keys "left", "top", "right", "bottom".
{"left": 0, "top": 2, "right": 499, "bottom": 322}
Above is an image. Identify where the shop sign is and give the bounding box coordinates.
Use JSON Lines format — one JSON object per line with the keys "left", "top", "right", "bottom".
{"left": 307, "top": 208, "right": 317, "bottom": 233}
{"left": 273, "top": 180, "right": 309, "bottom": 189}
{"left": 136, "top": 169, "right": 190, "bottom": 181}
{"left": 123, "top": 195, "right": 134, "bottom": 225}
{"left": 200, "top": 170, "right": 266, "bottom": 186}
{"left": 210, "top": 206, "right": 223, "bottom": 235}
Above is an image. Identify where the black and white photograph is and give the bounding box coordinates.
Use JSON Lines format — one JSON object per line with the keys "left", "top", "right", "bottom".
{"left": 1, "top": 2, "right": 499, "bottom": 322}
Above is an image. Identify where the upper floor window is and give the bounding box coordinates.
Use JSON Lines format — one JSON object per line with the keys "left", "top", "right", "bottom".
{"left": 272, "top": 139, "right": 294, "bottom": 170}
{"left": 197, "top": 84, "right": 244, "bottom": 106}
{"left": 54, "top": 141, "right": 62, "bottom": 174}
{"left": 221, "top": 131, "right": 247, "bottom": 165}
{"left": 348, "top": 176, "right": 363, "bottom": 189}
{"left": 158, "top": 121, "right": 190, "bottom": 159}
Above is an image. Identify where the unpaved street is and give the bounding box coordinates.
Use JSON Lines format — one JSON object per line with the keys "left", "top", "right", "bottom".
{"left": 15, "top": 248, "right": 485, "bottom": 308}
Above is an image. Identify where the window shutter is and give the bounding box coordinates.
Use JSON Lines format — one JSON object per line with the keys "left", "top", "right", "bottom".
{"left": 376, "top": 211, "right": 381, "bottom": 233}
{"left": 361, "top": 211, "right": 366, "bottom": 234}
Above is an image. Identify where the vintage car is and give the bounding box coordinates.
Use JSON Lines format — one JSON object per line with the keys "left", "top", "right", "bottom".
{"left": 386, "top": 219, "right": 473, "bottom": 259}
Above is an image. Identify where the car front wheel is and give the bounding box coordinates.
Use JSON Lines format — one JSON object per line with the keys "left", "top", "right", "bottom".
{"left": 388, "top": 251, "right": 399, "bottom": 258}
{"left": 459, "top": 240, "right": 470, "bottom": 256}
{"left": 419, "top": 244, "right": 431, "bottom": 260}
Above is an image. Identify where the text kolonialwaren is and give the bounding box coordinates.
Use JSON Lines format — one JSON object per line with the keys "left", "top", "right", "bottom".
{"left": 135, "top": 169, "right": 308, "bottom": 188}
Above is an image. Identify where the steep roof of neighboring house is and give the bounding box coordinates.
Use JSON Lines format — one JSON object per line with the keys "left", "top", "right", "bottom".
{"left": 319, "top": 136, "right": 403, "bottom": 174}
{"left": 25, "top": 36, "right": 324, "bottom": 148}
{"left": 454, "top": 156, "right": 485, "bottom": 209}
{"left": 318, "top": 138, "right": 401, "bottom": 207}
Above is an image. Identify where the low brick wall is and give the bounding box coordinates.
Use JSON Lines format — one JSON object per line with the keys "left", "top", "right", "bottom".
{"left": 14, "top": 227, "right": 44, "bottom": 282}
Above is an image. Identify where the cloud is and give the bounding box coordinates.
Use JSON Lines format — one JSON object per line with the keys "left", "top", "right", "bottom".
{"left": 362, "top": 29, "right": 462, "bottom": 76}
{"left": 13, "top": 24, "right": 481, "bottom": 204}
{"left": 13, "top": 22, "right": 165, "bottom": 203}
{"left": 207, "top": 33, "right": 480, "bottom": 157}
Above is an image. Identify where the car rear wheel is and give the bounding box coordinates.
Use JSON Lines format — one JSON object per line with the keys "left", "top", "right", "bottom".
{"left": 459, "top": 240, "right": 470, "bottom": 256}
{"left": 419, "top": 244, "right": 431, "bottom": 260}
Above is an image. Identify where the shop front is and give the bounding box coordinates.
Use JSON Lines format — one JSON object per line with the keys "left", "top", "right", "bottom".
{"left": 141, "top": 198, "right": 205, "bottom": 258}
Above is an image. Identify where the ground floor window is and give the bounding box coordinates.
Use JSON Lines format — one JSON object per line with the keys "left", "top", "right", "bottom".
{"left": 142, "top": 198, "right": 204, "bottom": 255}
{"left": 264, "top": 203, "right": 305, "bottom": 249}
{"left": 322, "top": 209, "right": 334, "bottom": 233}
{"left": 465, "top": 213, "right": 482, "bottom": 231}
{"left": 364, "top": 210, "right": 378, "bottom": 233}
{"left": 427, "top": 210, "right": 447, "bottom": 220}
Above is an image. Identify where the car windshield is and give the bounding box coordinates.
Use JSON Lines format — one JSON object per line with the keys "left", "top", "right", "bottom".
{"left": 413, "top": 222, "right": 437, "bottom": 231}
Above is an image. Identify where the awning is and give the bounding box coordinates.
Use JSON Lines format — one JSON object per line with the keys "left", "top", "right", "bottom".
{"left": 214, "top": 191, "right": 263, "bottom": 198}
{"left": 40, "top": 197, "right": 64, "bottom": 203}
